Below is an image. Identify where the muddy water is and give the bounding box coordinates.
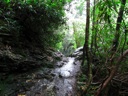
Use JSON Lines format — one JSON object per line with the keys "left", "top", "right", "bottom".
{"left": 54, "top": 57, "right": 81, "bottom": 96}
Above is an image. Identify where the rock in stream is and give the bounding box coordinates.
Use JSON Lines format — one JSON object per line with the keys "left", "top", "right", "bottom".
{"left": 25, "top": 56, "right": 81, "bottom": 96}
{"left": 0, "top": 48, "right": 82, "bottom": 96}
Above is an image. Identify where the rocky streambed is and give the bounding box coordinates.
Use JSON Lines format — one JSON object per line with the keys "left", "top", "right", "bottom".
{"left": 0, "top": 47, "right": 83, "bottom": 96}
{"left": 26, "top": 56, "right": 82, "bottom": 96}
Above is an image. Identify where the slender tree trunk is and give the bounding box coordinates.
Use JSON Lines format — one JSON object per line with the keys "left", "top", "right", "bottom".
{"left": 93, "top": 0, "right": 98, "bottom": 55}
{"left": 111, "top": 0, "right": 126, "bottom": 53}
{"left": 82, "top": 0, "right": 90, "bottom": 66}
{"left": 91, "top": 0, "right": 96, "bottom": 51}
{"left": 82, "top": 0, "right": 92, "bottom": 95}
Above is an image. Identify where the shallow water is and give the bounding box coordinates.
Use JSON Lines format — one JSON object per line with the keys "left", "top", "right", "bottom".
{"left": 25, "top": 56, "right": 81, "bottom": 96}
{"left": 54, "top": 57, "right": 81, "bottom": 96}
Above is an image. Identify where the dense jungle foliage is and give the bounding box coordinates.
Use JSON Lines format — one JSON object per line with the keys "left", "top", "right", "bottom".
{"left": 80, "top": 0, "right": 128, "bottom": 96}
{"left": 0, "top": 0, "right": 71, "bottom": 95}
{"left": 0, "top": 0, "right": 71, "bottom": 48}
{"left": 0, "top": 0, "right": 128, "bottom": 96}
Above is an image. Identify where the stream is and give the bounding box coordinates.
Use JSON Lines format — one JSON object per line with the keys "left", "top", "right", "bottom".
{"left": 0, "top": 48, "right": 83, "bottom": 96}
{"left": 25, "top": 50, "right": 82, "bottom": 96}
{"left": 54, "top": 57, "right": 81, "bottom": 96}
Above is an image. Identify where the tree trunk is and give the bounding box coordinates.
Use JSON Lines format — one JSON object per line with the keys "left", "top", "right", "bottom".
{"left": 91, "top": 0, "right": 95, "bottom": 51}
{"left": 82, "top": 0, "right": 92, "bottom": 95}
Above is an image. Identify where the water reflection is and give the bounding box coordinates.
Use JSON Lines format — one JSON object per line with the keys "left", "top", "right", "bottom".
{"left": 55, "top": 56, "right": 81, "bottom": 96}
{"left": 60, "top": 58, "right": 74, "bottom": 77}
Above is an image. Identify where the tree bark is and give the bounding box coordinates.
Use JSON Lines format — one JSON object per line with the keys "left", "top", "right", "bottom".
{"left": 111, "top": 0, "right": 126, "bottom": 52}
{"left": 82, "top": 0, "right": 92, "bottom": 95}
{"left": 91, "top": 0, "right": 96, "bottom": 51}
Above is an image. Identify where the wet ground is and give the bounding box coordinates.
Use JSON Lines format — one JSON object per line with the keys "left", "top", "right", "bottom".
{"left": 25, "top": 56, "right": 81, "bottom": 96}
{"left": 0, "top": 48, "right": 83, "bottom": 96}
{"left": 54, "top": 57, "right": 81, "bottom": 96}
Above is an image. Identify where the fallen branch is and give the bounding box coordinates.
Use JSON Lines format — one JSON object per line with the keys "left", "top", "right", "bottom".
{"left": 95, "top": 49, "right": 128, "bottom": 96}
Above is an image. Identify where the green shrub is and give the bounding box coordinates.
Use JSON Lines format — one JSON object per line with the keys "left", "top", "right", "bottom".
{"left": 0, "top": 0, "right": 70, "bottom": 48}
{"left": 73, "top": 22, "right": 85, "bottom": 48}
